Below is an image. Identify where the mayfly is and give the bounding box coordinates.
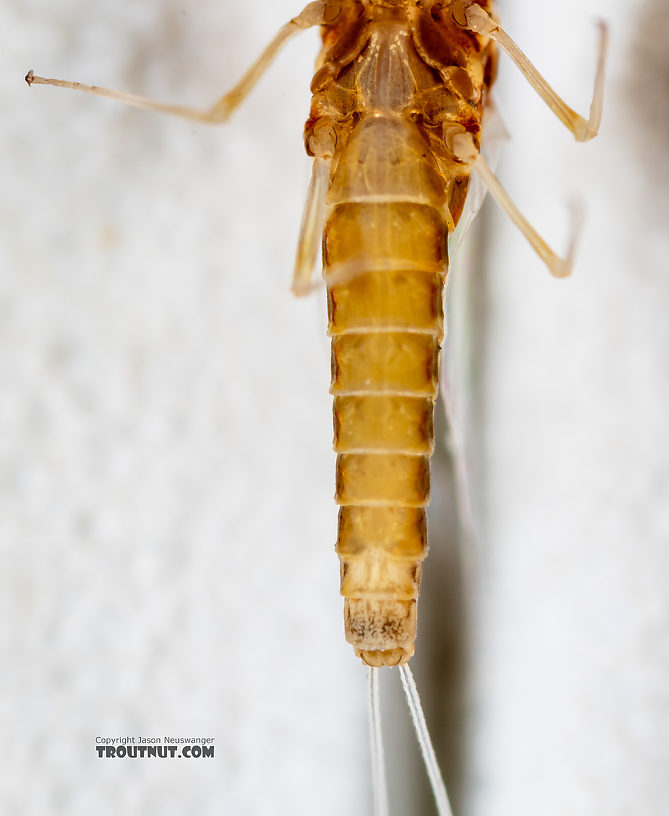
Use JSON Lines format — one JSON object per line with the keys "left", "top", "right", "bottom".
{"left": 27, "top": 0, "right": 605, "bottom": 676}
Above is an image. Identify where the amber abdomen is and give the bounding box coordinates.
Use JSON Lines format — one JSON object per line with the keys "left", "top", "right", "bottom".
{"left": 324, "top": 115, "right": 449, "bottom": 666}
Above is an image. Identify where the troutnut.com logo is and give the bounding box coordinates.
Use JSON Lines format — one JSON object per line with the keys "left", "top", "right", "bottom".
{"left": 96, "top": 737, "right": 215, "bottom": 759}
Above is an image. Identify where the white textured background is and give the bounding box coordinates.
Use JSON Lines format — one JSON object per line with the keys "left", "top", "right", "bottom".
{"left": 3, "top": 1, "right": 668, "bottom": 815}
{"left": 467, "top": 0, "right": 669, "bottom": 814}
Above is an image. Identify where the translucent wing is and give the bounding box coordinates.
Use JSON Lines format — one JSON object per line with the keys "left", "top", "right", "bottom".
{"left": 440, "top": 99, "right": 509, "bottom": 561}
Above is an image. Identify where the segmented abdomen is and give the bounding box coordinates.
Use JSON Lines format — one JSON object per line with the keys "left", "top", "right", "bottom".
{"left": 324, "top": 116, "right": 449, "bottom": 667}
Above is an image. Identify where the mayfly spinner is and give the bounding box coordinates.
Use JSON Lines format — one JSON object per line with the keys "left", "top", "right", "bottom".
{"left": 27, "top": 0, "right": 606, "bottom": 669}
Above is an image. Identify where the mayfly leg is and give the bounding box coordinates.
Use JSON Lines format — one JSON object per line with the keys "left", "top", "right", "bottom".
{"left": 25, "top": 1, "right": 336, "bottom": 124}
{"left": 26, "top": 1, "right": 340, "bottom": 294}
{"left": 453, "top": 0, "right": 608, "bottom": 141}
{"left": 445, "top": 5, "right": 608, "bottom": 277}
{"left": 293, "top": 117, "right": 339, "bottom": 297}
{"left": 446, "top": 125, "right": 579, "bottom": 278}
